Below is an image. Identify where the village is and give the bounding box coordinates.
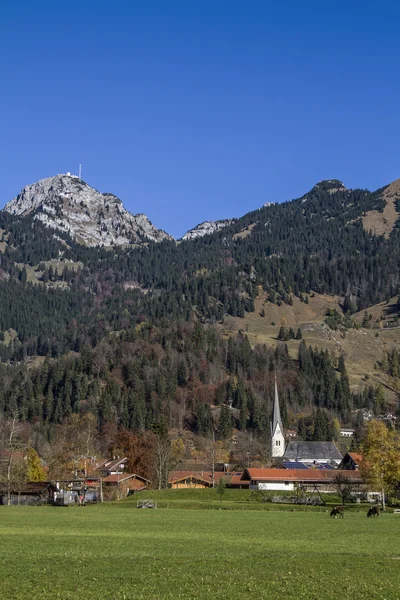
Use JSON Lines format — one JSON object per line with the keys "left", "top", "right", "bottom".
{"left": 1, "top": 378, "right": 395, "bottom": 509}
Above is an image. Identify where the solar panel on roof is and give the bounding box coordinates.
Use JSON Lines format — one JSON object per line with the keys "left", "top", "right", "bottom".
{"left": 282, "top": 461, "right": 309, "bottom": 470}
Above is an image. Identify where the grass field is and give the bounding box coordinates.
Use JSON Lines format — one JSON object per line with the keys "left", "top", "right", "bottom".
{"left": 1, "top": 503, "right": 399, "bottom": 599}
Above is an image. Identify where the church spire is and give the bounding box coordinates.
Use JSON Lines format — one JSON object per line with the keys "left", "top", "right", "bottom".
{"left": 271, "top": 374, "right": 285, "bottom": 458}
{"left": 271, "top": 374, "right": 282, "bottom": 435}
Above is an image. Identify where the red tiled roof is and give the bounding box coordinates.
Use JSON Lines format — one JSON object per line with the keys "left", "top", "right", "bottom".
{"left": 229, "top": 472, "right": 250, "bottom": 487}
{"left": 242, "top": 468, "right": 362, "bottom": 483}
{"left": 348, "top": 453, "right": 363, "bottom": 464}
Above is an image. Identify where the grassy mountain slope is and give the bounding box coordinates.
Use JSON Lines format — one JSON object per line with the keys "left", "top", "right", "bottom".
{"left": 222, "top": 290, "right": 400, "bottom": 403}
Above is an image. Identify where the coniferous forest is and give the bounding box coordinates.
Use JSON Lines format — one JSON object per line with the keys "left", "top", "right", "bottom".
{"left": 0, "top": 178, "right": 399, "bottom": 446}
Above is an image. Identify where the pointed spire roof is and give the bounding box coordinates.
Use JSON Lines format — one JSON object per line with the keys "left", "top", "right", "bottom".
{"left": 271, "top": 374, "right": 283, "bottom": 435}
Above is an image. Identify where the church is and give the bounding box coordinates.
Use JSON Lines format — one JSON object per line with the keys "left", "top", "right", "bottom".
{"left": 270, "top": 376, "right": 285, "bottom": 458}
{"left": 271, "top": 377, "right": 343, "bottom": 466}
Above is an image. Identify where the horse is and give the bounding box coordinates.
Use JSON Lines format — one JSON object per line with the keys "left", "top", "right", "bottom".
{"left": 367, "top": 506, "right": 380, "bottom": 518}
{"left": 330, "top": 506, "right": 344, "bottom": 518}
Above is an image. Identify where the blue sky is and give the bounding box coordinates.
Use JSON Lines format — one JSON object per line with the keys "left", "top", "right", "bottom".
{"left": 1, "top": 1, "right": 400, "bottom": 238}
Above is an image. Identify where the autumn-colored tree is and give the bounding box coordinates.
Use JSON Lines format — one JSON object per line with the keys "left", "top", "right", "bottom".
{"left": 46, "top": 413, "right": 99, "bottom": 480}
{"left": 360, "top": 420, "right": 400, "bottom": 510}
{"left": 109, "top": 430, "right": 156, "bottom": 483}
{"left": 26, "top": 448, "right": 46, "bottom": 482}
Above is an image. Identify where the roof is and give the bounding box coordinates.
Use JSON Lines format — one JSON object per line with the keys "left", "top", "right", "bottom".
{"left": 241, "top": 468, "right": 362, "bottom": 484}
{"left": 348, "top": 452, "right": 363, "bottom": 464}
{"left": 229, "top": 472, "right": 250, "bottom": 487}
{"left": 7, "top": 482, "right": 58, "bottom": 495}
{"left": 102, "top": 473, "right": 150, "bottom": 484}
{"left": 168, "top": 470, "right": 230, "bottom": 485}
{"left": 101, "top": 458, "right": 127, "bottom": 471}
{"left": 282, "top": 461, "right": 309, "bottom": 470}
{"left": 174, "top": 460, "right": 211, "bottom": 472}
{"left": 283, "top": 441, "right": 343, "bottom": 461}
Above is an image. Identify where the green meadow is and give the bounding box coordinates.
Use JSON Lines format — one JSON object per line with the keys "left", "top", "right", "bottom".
{"left": 0, "top": 499, "right": 399, "bottom": 599}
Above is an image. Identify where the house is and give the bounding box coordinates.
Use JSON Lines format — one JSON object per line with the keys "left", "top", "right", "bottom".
{"left": 0, "top": 481, "right": 58, "bottom": 506}
{"left": 360, "top": 409, "right": 374, "bottom": 421}
{"left": 102, "top": 473, "right": 150, "bottom": 494}
{"left": 229, "top": 472, "right": 250, "bottom": 489}
{"left": 94, "top": 457, "right": 128, "bottom": 476}
{"left": 168, "top": 470, "right": 229, "bottom": 489}
{"left": 285, "top": 429, "right": 298, "bottom": 438}
{"left": 283, "top": 441, "right": 343, "bottom": 466}
{"left": 240, "top": 468, "right": 362, "bottom": 493}
{"left": 169, "top": 472, "right": 214, "bottom": 489}
{"left": 338, "top": 452, "right": 362, "bottom": 470}
{"left": 340, "top": 428, "right": 355, "bottom": 438}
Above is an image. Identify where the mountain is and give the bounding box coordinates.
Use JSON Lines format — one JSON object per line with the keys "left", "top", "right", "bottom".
{"left": 182, "top": 219, "right": 234, "bottom": 240}
{"left": 4, "top": 174, "right": 173, "bottom": 247}
{"left": 0, "top": 175, "right": 400, "bottom": 450}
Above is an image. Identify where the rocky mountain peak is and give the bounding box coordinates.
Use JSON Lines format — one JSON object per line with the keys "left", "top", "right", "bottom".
{"left": 313, "top": 179, "right": 347, "bottom": 193}
{"left": 4, "top": 174, "right": 173, "bottom": 247}
{"left": 182, "top": 219, "right": 234, "bottom": 241}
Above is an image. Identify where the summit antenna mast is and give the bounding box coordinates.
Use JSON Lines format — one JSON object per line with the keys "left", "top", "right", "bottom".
{"left": 79, "top": 164, "right": 82, "bottom": 179}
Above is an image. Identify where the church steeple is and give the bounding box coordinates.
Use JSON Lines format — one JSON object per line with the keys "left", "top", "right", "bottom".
{"left": 271, "top": 374, "right": 285, "bottom": 458}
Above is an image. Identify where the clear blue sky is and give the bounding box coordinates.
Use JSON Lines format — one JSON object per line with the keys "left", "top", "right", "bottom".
{"left": 1, "top": 1, "right": 400, "bottom": 238}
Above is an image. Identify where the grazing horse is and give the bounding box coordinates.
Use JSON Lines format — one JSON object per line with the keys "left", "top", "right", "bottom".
{"left": 330, "top": 506, "right": 344, "bottom": 518}
{"left": 367, "top": 506, "right": 380, "bottom": 518}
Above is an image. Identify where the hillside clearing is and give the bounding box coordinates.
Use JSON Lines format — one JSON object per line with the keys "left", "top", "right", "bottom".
{"left": 362, "top": 179, "right": 400, "bottom": 239}
{"left": 222, "top": 291, "right": 400, "bottom": 398}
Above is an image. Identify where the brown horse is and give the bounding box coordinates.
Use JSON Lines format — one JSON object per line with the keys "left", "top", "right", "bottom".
{"left": 330, "top": 506, "right": 344, "bottom": 518}
{"left": 367, "top": 506, "right": 380, "bottom": 518}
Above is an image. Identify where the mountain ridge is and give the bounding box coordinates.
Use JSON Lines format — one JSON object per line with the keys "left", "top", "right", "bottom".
{"left": 5, "top": 174, "right": 173, "bottom": 247}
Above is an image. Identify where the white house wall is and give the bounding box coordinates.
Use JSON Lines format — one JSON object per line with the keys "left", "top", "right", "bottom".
{"left": 257, "top": 482, "right": 295, "bottom": 491}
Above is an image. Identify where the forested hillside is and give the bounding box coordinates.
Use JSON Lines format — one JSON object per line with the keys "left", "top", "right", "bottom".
{"left": 0, "top": 321, "right": 382, "bottom": 440}
{"left": 0, "top": 177, "right": 399, "bottom": 444}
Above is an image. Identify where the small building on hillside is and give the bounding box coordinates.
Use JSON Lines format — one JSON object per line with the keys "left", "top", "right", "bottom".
{"left": 285, "top": 429, "right": 298, "bottom": 439}
{"left": 338, "top": 452, "right": 362, "bottom": 470}
{"left": 283, "top": 441, "right": 343, "bottom": 466}
{"left": 340, "top": 428, "right": 355, "bottom": 438}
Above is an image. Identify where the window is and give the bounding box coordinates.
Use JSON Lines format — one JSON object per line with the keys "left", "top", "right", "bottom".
{"left": 276, "top": 440, "right": 280, "bottom": 446}
{"left": 284, "top": 481, "right": 289, "bottom": 486}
